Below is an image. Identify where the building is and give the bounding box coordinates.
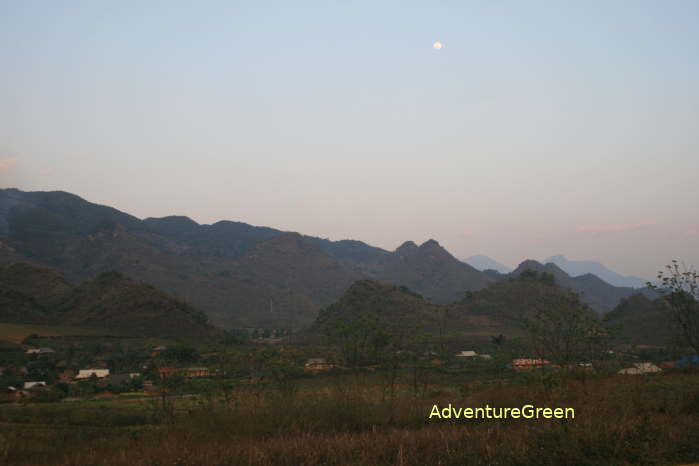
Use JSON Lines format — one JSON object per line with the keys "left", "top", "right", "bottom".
{"left": 676, "top": 354, "right": 699, "bottom": 368}
{"left": 25, "top": 347, "right": 55, "bottom": 355}
{"left": 184, "top": 367, "right": 210, "bottom": 377}
{"left": 512, "top": 359, "right": 550, "bottom": 371}
{"left": 304, "top": 358, "right": 337, "bottom": 371}
{"left": 305, "top": 358, "right": 332, "bottom": 370}
{"left": 157, "top": 367, "right": 178, "bottom": 378}
{"left": 158, "top": 367, "right": 209, "bottom": 378}
{"left": 75, "top": 369, "right": 110, "bottom": 379}
{"left": 23, "top": 381, "right": 47, "bottom": 389}
{"left": 456, "top": 350, "right": 478, "bottom": 358}
{"left": 617, "top": 362, "right": 662, "bottom": 375}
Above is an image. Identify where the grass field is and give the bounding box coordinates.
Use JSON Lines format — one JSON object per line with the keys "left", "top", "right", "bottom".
{"left": 1, "top": 370, "right": 698, "bottom": 465}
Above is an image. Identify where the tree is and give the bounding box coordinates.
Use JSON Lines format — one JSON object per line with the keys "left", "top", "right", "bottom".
{"left": 324, "top": 314, "right": 394, "bottom": 367}
{"left": 160, "top": 346, "right": 199, "bottom": 363}
{"left": 649, "top": 261, "right": 699, "bottom": 354}
{"left": 523, "top": 294, "right": 610, "bottom": 368}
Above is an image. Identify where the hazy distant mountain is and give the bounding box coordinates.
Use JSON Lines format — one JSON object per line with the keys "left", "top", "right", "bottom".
{"left": 543, "top": 255, "right": 648, "bottom": 288}
{"left": 0, "top": 188, "right": 492, "bottom": 329}
{"left": 463, "top": 255, "right": 512, "bottom": 274}
{"left": 511, "top": 259, "right": 636, "bottom": 312}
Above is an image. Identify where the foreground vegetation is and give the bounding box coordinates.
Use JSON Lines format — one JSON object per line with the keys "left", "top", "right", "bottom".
{"left": 1, "top": 369, "right": 699, "bottom": 465}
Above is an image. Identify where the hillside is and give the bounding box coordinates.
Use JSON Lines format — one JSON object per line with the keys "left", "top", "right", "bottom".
{"left": 0, "top": 263, "right": 73, "bottom": 323}
{"left": 57, "top": 271, "right": 217, "bottom": 337}
{"left": 313, "top": 280, "right": 441, "bottom": 335}
{"left": 0, "top": 263, "right": 219, "bottom": 337}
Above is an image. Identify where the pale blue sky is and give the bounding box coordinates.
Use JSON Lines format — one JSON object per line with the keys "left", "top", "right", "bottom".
{"left": 1, "top": 1, "right": 698, "bottom": 278}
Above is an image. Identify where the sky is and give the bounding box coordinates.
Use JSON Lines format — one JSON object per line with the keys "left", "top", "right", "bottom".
{"left": 1, "top": 1, "right": 698, "bottom": 279}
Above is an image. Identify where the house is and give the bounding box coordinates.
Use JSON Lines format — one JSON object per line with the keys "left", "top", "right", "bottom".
{"left": 25, "top": 347, "right": 55, "bottom": 355}
{"left": 456, "top": 350, "right": 478, "bottom": 358}
{"left": 75, "top": 369, "right": 110, "bottom": 379}
{"left": 157, "top": 367, "right": 179, "bottom": 378}
{"left": 478, "top": 354, "right": 493, "bottom": 360}
{"left": 512, "top": 359, "right": 550, "bottom": 371}
{"left": 304, "top": 358, "right": 337, "bottom": 371}
{"left": 158, "top": 367, "right": 209, "bottom": 378}
{"left": 23, "top": 381, "right": 47, "bottom": 389}
{"left": 184, "top": 367, "right": 209, "bottom": 377}
{"left": 618, "top": 362, "right": 662, "bottom": 375}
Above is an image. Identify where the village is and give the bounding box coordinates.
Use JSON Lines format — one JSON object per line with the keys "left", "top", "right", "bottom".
{"left": 4, "top": 335, "right": 698, "bottom": 405}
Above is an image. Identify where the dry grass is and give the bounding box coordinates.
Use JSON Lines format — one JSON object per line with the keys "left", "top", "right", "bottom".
{"left": 3, "top": 372, "right": 699, "bottom": 465}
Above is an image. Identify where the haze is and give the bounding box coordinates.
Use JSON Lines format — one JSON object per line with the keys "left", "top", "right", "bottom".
{"left": 1, "top": 1, "right": 698, "bottom": 279}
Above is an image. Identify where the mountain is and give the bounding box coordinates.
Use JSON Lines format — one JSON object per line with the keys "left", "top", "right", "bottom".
{"left": 543, "top": 255, "right": 648, "bottom": 288}
{"left": 311, "top": 274, "right": 597, "bottom": 345}
{"left": 458, "top": 271, "right": 594, "bottom": 328}
{"left": 0, "top": 263, "right": 219, "bottom": 337}
{"left": 313, "top": 280, "right": 441, "bottom": 334}
{"left": 463, "top": 255, "right": 512, "bottom": 274}
{"left": 604, "top": 293, "right": 674, "bottom": 346}
{"left": 0, "top": 188, "right": 493, "bottom": 329}
{"left": 510, "top": 260, "right": 636, "bottom": 312}
{"left": 373, "top": 240, "right": 492, "bottom": 304}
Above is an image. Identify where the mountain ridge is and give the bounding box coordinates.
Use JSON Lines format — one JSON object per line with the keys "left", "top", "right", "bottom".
{"left": 543, "top": 255, "right": 648, "bottom": 288}
{"left": 0, "top": 188, "right": 493, "bottom": 328}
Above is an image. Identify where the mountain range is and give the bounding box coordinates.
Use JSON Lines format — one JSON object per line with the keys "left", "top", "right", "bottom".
{"left": 310, "top": 271, "right": 610, "bottom": 347}
{"left": 543, "top": 255, "right": 649, "bottom": 288}
{"left": 0, "top": 188, "right": 646, "bottom": 329}
{"left": 465, "top": 254, "right": 648, "bottom": 289}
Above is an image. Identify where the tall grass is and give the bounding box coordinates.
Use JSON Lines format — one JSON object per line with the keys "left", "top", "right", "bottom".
{"left": 3, "top": 372, "right": 699, "bottom": 465}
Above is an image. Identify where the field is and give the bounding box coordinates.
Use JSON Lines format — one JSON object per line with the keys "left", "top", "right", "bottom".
{"left": 0, "top": 323, "right": 110, "bottom": 344}
{"left": 1, "top": 369, "right": 699, "bottom": 465}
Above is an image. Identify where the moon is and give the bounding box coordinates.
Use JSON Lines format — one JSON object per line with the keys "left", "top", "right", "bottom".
{"left": 433, "top": 41, "right": 443, "bottom": 50}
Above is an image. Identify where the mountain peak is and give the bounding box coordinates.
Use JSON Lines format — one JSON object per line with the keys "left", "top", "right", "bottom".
{"left": 420, "top": 239, "right": 441, "bottom": 248}
{"left": 396, "top": 241, "right": 418, "bottom": 254}
{"left": 516, "top": 259, "right": 544, "bottom": 270}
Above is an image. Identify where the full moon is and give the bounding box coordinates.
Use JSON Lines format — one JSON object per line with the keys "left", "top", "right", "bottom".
{"left": 433, "top": 41, "right": 443, "bottom": 50}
